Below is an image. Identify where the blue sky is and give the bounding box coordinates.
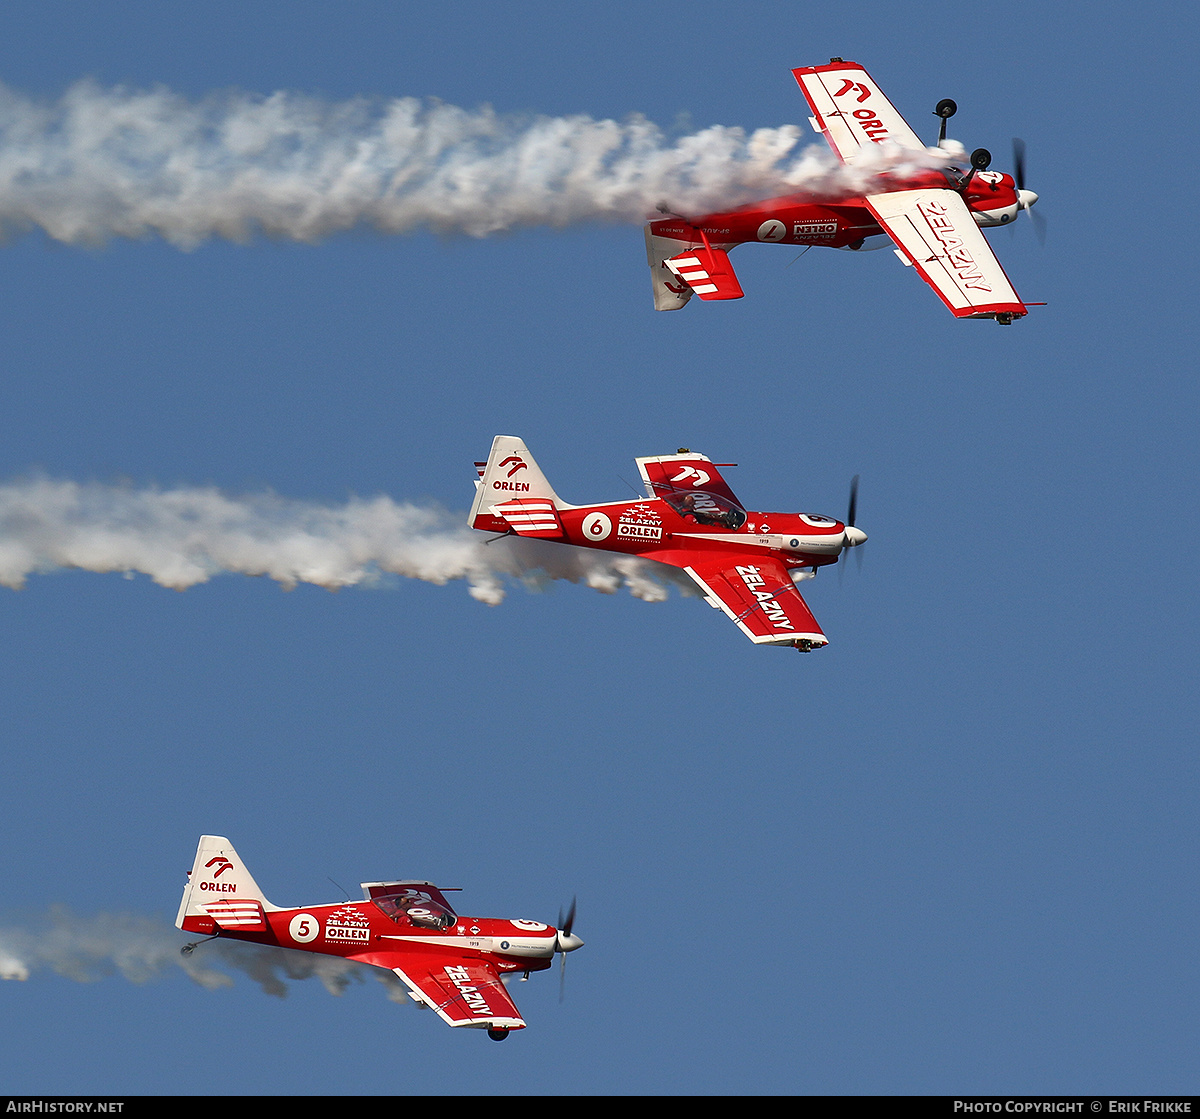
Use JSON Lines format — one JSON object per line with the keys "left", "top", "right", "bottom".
{"left": 1, "top": 0, "right": 1197, "bottom": 1096}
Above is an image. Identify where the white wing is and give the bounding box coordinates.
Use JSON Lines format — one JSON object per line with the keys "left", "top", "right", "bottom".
{"left": 792, "top": 61, "right": 927, "bottom": 164}
{"left": 865, "top": 188, "right": 1027, "bottom": 320}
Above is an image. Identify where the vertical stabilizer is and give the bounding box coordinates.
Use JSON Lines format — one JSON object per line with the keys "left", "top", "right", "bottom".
{"left": 469, "top": 436, "right": 570, "bottom": 536}
{"left": 176, "top": 835, "right": 277, "bottom": 931}
{"left": 644, "top": 227, "right": 694, "bottom": 311}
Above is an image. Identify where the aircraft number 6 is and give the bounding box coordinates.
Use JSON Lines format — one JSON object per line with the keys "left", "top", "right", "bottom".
{"left": 582, "top": 512, "right": 612, "bottom": 540}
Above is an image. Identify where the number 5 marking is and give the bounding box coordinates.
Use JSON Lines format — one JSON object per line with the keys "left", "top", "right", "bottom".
{"left": 289, "top": 913, "right": 319, "bottom": 943}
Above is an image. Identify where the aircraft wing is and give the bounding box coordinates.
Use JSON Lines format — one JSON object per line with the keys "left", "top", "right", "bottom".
{"left": 865, "top": 187, "right": 1027, "bottom": 319}
{"left": 684, "top": 554, "right": 827, "bottom": 649}
{"left": 636, "top": 452, "right": 743, "bottom": 507}
{"left": 662, "top": 247, "right": 744, "bottom": 301}
{"left": 793, "top": 60, "right": 927, "bottom": 164}
{"left": 386, "top": 951, "right": 526, "bottom": 1032}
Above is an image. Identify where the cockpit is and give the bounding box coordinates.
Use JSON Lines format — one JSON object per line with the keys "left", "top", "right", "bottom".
{"left": 371, "top": 889, "right": 457, "bottom": 929}
{"left": 664, "top": 490, "right": 747, "bottom": 530}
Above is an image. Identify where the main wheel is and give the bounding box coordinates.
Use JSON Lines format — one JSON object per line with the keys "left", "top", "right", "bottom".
{"left": 934, "top": 98, "right": 957, "bottom": 119}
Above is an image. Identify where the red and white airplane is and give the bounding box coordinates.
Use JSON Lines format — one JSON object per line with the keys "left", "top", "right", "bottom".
{"left": 177, "top": 835, "right": 582, "bottom": 1041}
{"left": 645, "top": 59, "right": 1040, "bottom": 324}
{"left": 470, "top": 436, "right": 865, "bottom": 651}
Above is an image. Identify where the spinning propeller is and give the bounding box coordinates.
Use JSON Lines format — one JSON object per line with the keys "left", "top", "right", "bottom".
{"left": 841, "top": 475, "right": 866, "bottom": 576}
{"left": 554, "top": 897, "right": 582, "bottom": 1002}
{"left": 1012, "top": 138, "right": 1046, "bottom": 244}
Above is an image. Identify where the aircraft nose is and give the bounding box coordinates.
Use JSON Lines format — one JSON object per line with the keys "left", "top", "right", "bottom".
{"left": 844, "top": 526, "right": 867, "bottom": 548}
{"left": 558, "top": 932, "right": 584, "bottom": 953}
{"left": 1018, "top": 188, "right": 1039, "bottom": 210}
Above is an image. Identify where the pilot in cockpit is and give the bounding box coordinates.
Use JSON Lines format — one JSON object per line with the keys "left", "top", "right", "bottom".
{"left": 374, "top": 893, "right": 456, "bottom": 929}
{"left": 677, "top": 492, "right": 744, "bottom": 530}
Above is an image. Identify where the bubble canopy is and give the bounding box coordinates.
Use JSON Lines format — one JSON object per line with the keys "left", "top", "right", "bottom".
{"left": 664, "top": 490, "right": 746, "bottom": 530}
{"left": 369, "top": 887, "right": 457, "bottom": 929}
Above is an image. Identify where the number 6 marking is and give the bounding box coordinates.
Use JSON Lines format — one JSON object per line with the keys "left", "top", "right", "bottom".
{"left": 582, "top": 512, "right": 612, "bottom": 541}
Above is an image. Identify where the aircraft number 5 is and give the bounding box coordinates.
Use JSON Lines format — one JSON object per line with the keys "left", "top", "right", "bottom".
{"left": 290, "top": 913, "right": 320, "bottom": 943}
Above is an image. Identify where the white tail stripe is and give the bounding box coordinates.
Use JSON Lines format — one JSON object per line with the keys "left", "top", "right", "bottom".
{"left": 492, "top": 502, "right": 558, "bottom": 525}
{"left": 490, "top": 495, "right": 564, "bottom": 537}
{"left": 203, "top": 901, "right": 265, "bottom": 927}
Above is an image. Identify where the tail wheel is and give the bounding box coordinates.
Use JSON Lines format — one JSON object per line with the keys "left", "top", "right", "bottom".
{"left": 488, "top": 1028, "right": 510, "bottom": 1042}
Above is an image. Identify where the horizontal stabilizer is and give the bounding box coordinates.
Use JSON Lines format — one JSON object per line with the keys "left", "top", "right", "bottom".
{"left": 490, "top": 497, "right": 565, "bottom": 539}
{"left": 663, "top": 248, "right": 744, "bottom": 301}
{"left": 202, "top": 898, "right": 267, "bottom": 932}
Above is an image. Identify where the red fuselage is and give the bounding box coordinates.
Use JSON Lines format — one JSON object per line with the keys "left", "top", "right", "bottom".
{"left": 475, "top": 495, "right": 851, "bottom": 574}
{"left": 179, "top": 902, "right": 558, "bottom": 975}
{"left": 649, "top": 169, "right": 1022, "bottom": 250}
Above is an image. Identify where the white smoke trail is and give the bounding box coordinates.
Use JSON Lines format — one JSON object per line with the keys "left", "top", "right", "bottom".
{"left": 0, "top": 476, "right": 692, "bottom": 604}
{"left": 0, "top": 906, "right": 409, "bottom": 1001}
{"left": 0, "top": 80, "right": 961, "bottom": 246}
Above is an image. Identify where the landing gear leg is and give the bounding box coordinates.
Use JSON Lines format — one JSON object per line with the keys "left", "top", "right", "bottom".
{"left": 180, "top": 934, "right": 220, "bottom": 956}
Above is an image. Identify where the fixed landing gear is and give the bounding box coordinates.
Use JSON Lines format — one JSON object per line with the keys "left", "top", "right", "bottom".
{"left": 934, "top": 99, "right": 957, "bottom": 145}
{"left": 180, "top": 934, "right": 219, "bottom": 956}
{"left": 487, "top": 1028, "right": 510, "bottom": 1042}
